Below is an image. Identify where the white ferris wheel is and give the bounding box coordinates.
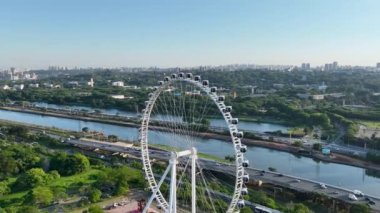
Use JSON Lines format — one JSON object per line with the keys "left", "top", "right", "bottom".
{"left": 139, "top": 73, "right": 249, "bottom": 213}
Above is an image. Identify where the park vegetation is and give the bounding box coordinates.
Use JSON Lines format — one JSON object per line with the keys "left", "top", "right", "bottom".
{"left": 0, "top": 125, "right": 145, "bottom": 213}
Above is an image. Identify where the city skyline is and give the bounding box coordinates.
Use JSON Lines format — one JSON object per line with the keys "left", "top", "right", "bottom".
{"left": 1, "top": 0, "right": 380, "bottom": 69}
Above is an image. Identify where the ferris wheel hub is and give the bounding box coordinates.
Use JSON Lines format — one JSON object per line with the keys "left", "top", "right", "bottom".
{"left": 174, "top": 147, "right": 197, "bottom": 158}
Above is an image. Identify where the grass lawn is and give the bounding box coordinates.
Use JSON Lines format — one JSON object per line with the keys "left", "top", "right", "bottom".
{"left": 288, "top": 127, "right": 305, "bottom": 135}
{"left": 0, "top": 191, "right": 28, "bottom": 208}
{"left": 197, "top": 153, "right": 230, "bottom": 163}
{"left": 150, "top": 143, "right": 180, "bottom": 152}
{"left": 356, "top": 120, "right": 380, "bottom": 129}
{"left": 49, "top": 168, "right": 101, "bottom": 189}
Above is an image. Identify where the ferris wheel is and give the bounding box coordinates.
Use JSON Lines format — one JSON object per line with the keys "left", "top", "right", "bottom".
{"left": 139, "top": 73, "right": 249, "bottom": 213}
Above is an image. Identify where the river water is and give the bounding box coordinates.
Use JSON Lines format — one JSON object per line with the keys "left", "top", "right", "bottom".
{"left": 32, "top": 102, "right": 290, "bottom": 133}
{"left": 1, "top": 109, "right": 379, "bottom": 197}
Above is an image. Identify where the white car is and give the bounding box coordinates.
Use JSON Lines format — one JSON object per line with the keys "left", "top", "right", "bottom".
{"left": 319, "top": 183, "right": 327, "bottom": 189}
{"left": 353, "top": 190, "right": 364, "bottom": 197}
{"left": 349, "top": 193, "right": 358, "bottom": 201}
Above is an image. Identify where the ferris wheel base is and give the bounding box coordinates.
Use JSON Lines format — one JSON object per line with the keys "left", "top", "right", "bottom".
{"left": 143, "top": 148, "right": 197, "bottom": 213}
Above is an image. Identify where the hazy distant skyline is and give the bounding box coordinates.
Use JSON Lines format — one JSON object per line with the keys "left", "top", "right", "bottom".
{"left": 1, "top": 0, "right": 379, "bottom": 69}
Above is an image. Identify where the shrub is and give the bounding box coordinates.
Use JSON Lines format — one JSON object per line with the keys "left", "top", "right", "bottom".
{"left": 88, "top": 188, "right": 102, "bottom": 203}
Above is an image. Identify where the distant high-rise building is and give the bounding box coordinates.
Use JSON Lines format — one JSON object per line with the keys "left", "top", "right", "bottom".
{"left": 9, "top": 67, "right": 17, "bottom": 80}
{"left": 332, "top": 61, "right": 338, "bottom": 70}
{"left": 324, "top": 62, "right": 338, "bottom": 71}
{"left": 324, "top": 64, "right": 331, "bottom": 71}
{"left": 377, "top": 62, "right": 380, "bottom": 69}
{"left": 301, "top": 63, "right": 311, "bottom": 70}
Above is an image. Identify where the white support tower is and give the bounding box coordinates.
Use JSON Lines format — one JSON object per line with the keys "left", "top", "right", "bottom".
{"left": 143, "top": 148, "right": 198, "bottom": 213}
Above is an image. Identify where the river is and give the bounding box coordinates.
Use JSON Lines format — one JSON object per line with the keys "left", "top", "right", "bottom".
{"left": 32, "top": 102, "right": 290, "bottom": 133}
{"left": 1, "top": 109, "right": 379, "bottom": 197}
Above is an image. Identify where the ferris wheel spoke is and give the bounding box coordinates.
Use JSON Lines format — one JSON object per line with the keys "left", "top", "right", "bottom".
{"left": 172, "top": 83, "right": 193, "bottom": 148}
{"left": 153, "top": 91, "right": 186, "bottom": 149}
{"left": 177, "top": 157, "right": 191, "bottom": 188}
{"left": 154, "top": 82, "right": 191, "bottom": 149}
{"left": 196, "top": 161, "right": 219, "bottom": 212}
{"left": 140, "top": 73, "right": 249, "bottom": 213}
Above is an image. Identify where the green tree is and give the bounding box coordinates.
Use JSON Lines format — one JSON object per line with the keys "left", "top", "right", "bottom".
{"left": 8, "top": 126, "right": 28, "bottom": 138}
{"left": 240, "top": 207, "right": 254, "bottom": 213}
{"left": 130, "top": 161, "right": 142, "bottom": 169}
{"left": 249, "top": 191, "right": 269, "bottom": 206}
{"left": 312, "top": 143, "right": 322, "bottom": 151}
{"left": 214, "top": 199, "right": 228, "bottom": 212}
{"left": 50, "top": 152, "right": 90, "bottom": 176}
{"left": 107, "top": 135, "right": 118, "bottom": 142}
{"left": 51, "top": 186, "right": 68, "bottom": 202}
{"left": 94, "top": 166, "right": 144, "bottom": 196}
{"left": 200, "top": 118, "right": 210, "bottom": 126}
{"left": 70, "top": 153, "right": 90, "bottom": 174}
{"left": 50, "top": 152, "right": 68, "bottom": 174}
{"left": 48, "top": 170, "right": 60, "bottom": 180}
{"left": 265, "top": 197, "right": 277, "bottom": 209}
{"left": 0, "top": 182, "right": 10, "bottom": 196}
{"left": 0, "top": 206, "right": 16, "bottom": 213}
{"left": 159, "top": 182, "right": 169, "bottom": 196}
{"left": 224, "top": 155, "right": 236, "bottom": 162}
{"left": 350, "top": 204, "right": 370, "bottom": 213}
{"left": 366, "top": 152, "right": 380, "bottom": 163}
{"left": 291, "top": 203, "right": 313, "bottom": 213}
{"left": 0, "top": 151, "right": 18, "bottom": 178}
{"left": 28, "top": 186, "right": 54, "bottom": 206}
{"left": 292, "top": 140, "right": 303, "bottom": 147}
{"left": 88, "top": 188, "right": 102, "bottom": 203}
{"left": 310, "top": 113, "right": 331, "bottom": 129}
{"left": 16, "top": 168, "right": 48, "bottom": 189}
{"left": 0, "top": 142, "right": 41, "bottom": 177}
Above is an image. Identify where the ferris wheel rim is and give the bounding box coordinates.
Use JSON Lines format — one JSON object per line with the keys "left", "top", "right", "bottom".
{"left": 139, "top": 73, "right": 247, "bottom": 212}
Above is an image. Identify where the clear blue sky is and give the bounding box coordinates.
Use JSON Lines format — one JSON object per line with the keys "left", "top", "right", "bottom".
{"left": 1, "top": 0, "right": 379, "bottom": 69}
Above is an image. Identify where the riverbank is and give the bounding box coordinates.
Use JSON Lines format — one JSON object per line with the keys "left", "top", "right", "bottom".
{"left": 198, "top": 131, "right": 380, "bottom": 172}
{"left": 25, "top": 101, "right": 292, "bottom": 126}
{"left": 1, "top": 106, "right": 379, "bottom": 173}
{"left": 205, "top": 114, "right": 289, "bottom": 125}
{"left": 0, "top": 106, "right": 142, "bottom": 127}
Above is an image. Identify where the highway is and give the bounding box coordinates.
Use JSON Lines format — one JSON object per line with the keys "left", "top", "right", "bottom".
{"left": 62, "top": 137, "right": 380, "bottom": 212}
{"left": 325, "top": 143, "right": 368, "bottom": 157}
